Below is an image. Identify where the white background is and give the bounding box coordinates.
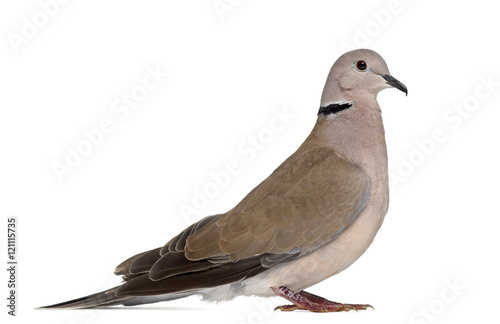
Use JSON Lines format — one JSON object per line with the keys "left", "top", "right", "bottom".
{"left": 1, "top": 1, "right": 499, "bottom": 323}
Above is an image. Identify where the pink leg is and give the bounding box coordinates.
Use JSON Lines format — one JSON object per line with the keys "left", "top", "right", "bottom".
{"left": 271, "top": 286, "right": 373, "bottom": 313}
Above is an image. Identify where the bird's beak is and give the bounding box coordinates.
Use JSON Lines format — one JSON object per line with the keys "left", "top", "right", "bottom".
{"left": 382, "top": 74, "right": 407, "bottom": 96}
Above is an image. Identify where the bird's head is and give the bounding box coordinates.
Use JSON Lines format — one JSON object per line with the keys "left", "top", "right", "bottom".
{"left": 320, "top": 49, "right": 407, "bottom": 109}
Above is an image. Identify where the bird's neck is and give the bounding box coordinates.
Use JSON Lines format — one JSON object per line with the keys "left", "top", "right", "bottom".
{"left": 305, "top": 100, "right": 389, "bottom": 191}
{"left": 314, "top": 114, "right": 386, "bottom": 160}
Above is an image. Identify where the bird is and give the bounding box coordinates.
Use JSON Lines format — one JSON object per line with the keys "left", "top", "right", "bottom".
{"left": 41, "top": 49, "right": 407, "bottom": 312}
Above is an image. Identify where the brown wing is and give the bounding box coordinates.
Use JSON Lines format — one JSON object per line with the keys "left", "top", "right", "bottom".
{"left": 114, "top": 146, "right": 370, "bottom": 297}
{"left": 182, "top": 147, "right": 371, "bottom": 262}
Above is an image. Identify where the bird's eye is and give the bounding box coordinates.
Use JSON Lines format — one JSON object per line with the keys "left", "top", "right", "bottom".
{"left": 356, "top": 60, "right": 368, "bottom": 71}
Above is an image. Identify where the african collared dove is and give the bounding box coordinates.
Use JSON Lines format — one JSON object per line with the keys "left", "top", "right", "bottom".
{"left": 41, "top": 49, "right": 407, "bottom": 312}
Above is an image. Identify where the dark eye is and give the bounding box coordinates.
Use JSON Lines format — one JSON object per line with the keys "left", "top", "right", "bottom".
{"left": 356, "top": 60, "right": 367, "bottom": 71}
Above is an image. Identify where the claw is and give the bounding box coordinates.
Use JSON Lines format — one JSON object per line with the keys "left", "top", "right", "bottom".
{"left": 271, "top": 286, "right": 374, "bottom": 313}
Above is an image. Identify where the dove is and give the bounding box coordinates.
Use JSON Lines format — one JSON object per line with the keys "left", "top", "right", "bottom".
{"left": 41, "top": 48, "right": 407, "bottom": 312}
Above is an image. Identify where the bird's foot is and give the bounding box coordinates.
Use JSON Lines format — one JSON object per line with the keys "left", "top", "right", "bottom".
{"left": 271, "top": 286, "right": 373, "bottom": 313}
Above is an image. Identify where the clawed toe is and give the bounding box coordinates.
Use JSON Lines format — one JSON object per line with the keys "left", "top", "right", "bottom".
{"left": 272, "top": 286, "right": 374, "bottom": 313}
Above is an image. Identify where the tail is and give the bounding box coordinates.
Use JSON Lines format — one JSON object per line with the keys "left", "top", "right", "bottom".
{"left": 39, "top": 287, "right": 129, "bottom": 309}
{"left": 39, "top": 287, "right": 195, "bottom": 309}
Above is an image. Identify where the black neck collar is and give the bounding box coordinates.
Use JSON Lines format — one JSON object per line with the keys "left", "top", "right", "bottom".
{"left": 318, "top": 102, "right": 352, "bottom": 116}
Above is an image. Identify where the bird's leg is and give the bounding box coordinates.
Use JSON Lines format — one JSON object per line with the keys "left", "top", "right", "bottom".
{"left": 271, "top": 286, "right": 373, "bottom": 312}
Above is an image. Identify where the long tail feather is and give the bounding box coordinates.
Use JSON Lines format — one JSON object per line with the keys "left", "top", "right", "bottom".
{"left": 39, "top": 287, "right": 130, "bottom": 309}
{"left": 39, "top": 287, "right": 195, "bottom": 309}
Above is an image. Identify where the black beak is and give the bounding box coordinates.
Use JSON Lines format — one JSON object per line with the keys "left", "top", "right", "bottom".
{"left": 383, "top": 74, "right": 407, "bottom": 96}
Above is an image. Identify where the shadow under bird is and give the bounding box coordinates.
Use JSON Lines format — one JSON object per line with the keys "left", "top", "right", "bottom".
{"left": 41, "top": 48, "right": 407, "bottom": 312}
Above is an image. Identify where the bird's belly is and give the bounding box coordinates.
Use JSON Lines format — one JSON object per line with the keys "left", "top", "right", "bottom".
{"left": 241, "top": 201, "right": 386, "bottom": 297}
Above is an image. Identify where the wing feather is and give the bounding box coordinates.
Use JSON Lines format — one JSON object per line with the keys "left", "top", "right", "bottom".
{"left": 113, "top": 146, "right": 371, "bottom": 296}
{"left": 185, "top": 147, "right": 371, "bottom": 262}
